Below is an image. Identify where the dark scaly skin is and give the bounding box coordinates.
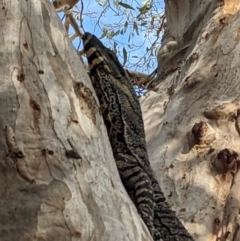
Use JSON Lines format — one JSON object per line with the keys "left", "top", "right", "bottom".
{"left": 82, "top": 32, "right": 194, "bottom": 241}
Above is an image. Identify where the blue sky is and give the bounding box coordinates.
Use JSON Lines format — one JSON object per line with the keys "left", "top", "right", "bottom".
{"left": 58, "top": 0, "right": 164, "bottom": 74}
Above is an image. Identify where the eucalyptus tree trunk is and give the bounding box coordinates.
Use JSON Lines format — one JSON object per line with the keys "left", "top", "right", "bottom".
{"left": 0, "top": 1, "right": 152, "bottom": 240}
{"left": 141, "top": 1, "right": 240, "bottom": 240}
{"left": 2, "top": 0, "right": 240, "bottom": 241}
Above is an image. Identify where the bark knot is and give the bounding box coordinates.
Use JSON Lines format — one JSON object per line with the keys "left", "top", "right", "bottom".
{"left": 212, "top": 148, "right": 238, "bottom": 174}
{"left": 192, "top": 121, "right": 216, "bottom": 145}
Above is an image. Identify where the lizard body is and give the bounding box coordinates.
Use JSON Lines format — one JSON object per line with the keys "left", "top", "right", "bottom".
{"left": 82, "top": 32, "right": 194, "bottom": 241}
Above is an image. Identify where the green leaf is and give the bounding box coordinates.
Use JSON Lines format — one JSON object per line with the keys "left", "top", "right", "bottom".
{"left": 99, "top": 28, "right": 108, "bottom": 39}
{"left": 113, "top": 42, "right": 117, "bottom": 54}
{"left": 136, "top": 13, "right": 143, "bottom": 20}
{"left": 138, "top": 4, "right": 151, "bottom": 14}
{"left": 110, "top": 30, "right": 120, "bottom": 38}
{"left": 108, "top": 30, "right": 115, "bottom": 39}
{"left": 122, "top": 47, "right": 127, "bottom": 66}
{"left": 99, "top": 32, "right": 107, "bottom": 39}
{"left": 141, "top": 21, "right": 147, "bottom": 26}
{"left": 150, "top": 16, "right": 155, "bottom": 26}
{"left": 133, "top": 21, "right": 139, "bottom": 35}
{"left": 124, "top": 21, "right": 128, "bottom": 33}
{"left": 128, "top": 33, "right": 131, "bottom": 43}
{"left": 119, "top": 2, "right": 135, "bottom": 10}
{"left": 115, "top": 30, "right": 120, "bottom": 36}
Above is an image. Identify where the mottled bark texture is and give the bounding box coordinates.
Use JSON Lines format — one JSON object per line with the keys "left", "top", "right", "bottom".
{"left": 141, "top": 0, "right": 240, "bottom": 240}
{"left": 0, "top": 1, "right": 153, "bottom": 240}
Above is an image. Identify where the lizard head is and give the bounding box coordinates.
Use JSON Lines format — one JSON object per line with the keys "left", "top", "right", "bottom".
{"left": 82, "top": 32, "right": 128, "bottom": 79}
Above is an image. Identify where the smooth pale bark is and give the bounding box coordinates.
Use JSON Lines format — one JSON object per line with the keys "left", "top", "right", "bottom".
{"left": 0, "top": 1, "right": 153, "bottom": 240}
{"left": 141, "top": 0, "right": 240, "bottom": 240}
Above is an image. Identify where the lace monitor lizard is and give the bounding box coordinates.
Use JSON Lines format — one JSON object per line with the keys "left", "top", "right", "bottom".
{"left": 82, "top": 32, "right": 194, "bottom": 241}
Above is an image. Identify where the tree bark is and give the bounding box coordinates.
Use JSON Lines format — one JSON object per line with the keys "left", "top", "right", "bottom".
{"left": 0, "top": 1, "right": 152, "bottom": 240}
{"left": 2, "top": 0, "right": 240, "bottom": 241}
{"left": 141, "top": 0, "right": 240, "bottom": 240}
